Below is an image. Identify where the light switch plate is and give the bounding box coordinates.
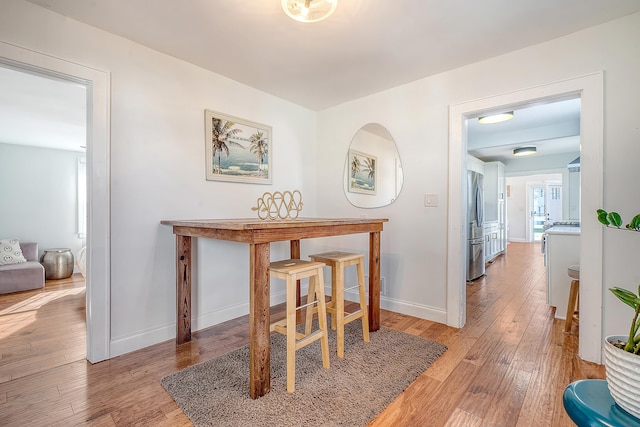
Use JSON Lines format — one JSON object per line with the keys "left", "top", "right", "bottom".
{"left": 424, "top": 193, "right": 438, "bottom": 207}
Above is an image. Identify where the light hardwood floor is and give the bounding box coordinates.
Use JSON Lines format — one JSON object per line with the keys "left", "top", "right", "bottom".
{"left": 0, "top": 243, "right": 603, "bottom": 426}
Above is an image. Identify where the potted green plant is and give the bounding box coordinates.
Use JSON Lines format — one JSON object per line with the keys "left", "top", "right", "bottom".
{"left": 597, "top": 209, "right": 640, "bottom": 418}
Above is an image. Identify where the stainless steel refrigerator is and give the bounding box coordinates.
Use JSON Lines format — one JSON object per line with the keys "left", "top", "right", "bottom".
{"left": 467, "top": 170, "right": 485, "bottom": 281}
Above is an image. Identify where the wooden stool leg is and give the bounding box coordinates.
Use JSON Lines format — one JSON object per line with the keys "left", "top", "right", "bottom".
{"left": 304, "top": 274, "right": 316, "bottom": 336}
{"left": 335, "top": 261, "right": 346, "bottom": 358}
{"left": 564, "top": 280, "right": 579, "bottom": 334}
{"left": 330, "top": 265, "right": 338, "bottom": 330}
{"left": 286, "top": 275, "right": 297, "bottom": 393}
{"left": 313, "top": 269, "right": 330, "bottom": 369}
{"left": 356, "top": 258, "right": 370, "bottom": 342}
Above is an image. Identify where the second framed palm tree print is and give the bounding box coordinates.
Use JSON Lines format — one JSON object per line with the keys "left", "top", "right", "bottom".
{"left": 348, "top": 149, "right": 377, "bottom": 195}
{"left": 204, "top": 110, "right": 272, "bottom": 184}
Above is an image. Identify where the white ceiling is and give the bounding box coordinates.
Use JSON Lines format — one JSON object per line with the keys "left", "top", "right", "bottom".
{"left": 23, "top": 0, "right": 640, "bottom": 111}
{"left": 3, "top": 1, "right": 639, "bottom": 152}
{"left": 467, "top": 97, "right": 582, "bottom": 163}
{"left": 0, "top": 65, "right": 86, "bottom": 152}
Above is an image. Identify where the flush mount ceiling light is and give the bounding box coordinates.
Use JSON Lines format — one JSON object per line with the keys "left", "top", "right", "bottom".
{"left": 478, "top": 111, "right": 514, "bottom": 124}
{"left": 282, "top": 0, "right": 337, "bottom": 23}
{"left": 513, "top": 146, "right": 537, "bottom": 157}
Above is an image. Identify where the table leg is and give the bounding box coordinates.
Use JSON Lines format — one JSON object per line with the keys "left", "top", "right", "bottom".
{"left": 290, "top": 240, "right": 301, "bottom": 259}
{"left": 249, "top": 242, "right": 271, "bottom": 399}
{"left": 290, "top": 240, "right": 302, "bottom": 322}
{"left": 176, "top": 234, "right": 191, "bottom": 344}
{"left": 369, "top": 231, "right": 381, "bottom": 331}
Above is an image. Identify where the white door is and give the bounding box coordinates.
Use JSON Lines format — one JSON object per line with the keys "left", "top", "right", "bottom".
{"left": 546, "top": 183, "right": 562, "bottom": 223}
{"left": 529, "top": 185, "right": 546, "bottom": 241}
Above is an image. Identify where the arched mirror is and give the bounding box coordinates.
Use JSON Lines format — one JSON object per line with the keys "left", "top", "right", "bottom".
{"left": 343, "top": 123, "right": 403, "bottom": 208}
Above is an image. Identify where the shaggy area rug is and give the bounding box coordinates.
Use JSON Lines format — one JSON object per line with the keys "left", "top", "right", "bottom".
{"left": 161, "top": 322, "right": 447, "bottom": 426}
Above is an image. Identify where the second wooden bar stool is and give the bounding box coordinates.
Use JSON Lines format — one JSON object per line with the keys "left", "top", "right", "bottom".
{"left": 564, "top": 264, "right": 580, "bottom": 333}
{"left": 269, "top": 259, "right": 330, "bottom": 393}
{"left": 308, "top": 251, "right": 370, "bottom": 358}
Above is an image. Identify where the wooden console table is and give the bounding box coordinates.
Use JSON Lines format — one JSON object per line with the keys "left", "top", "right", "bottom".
{"left": 160, "top": 217, "right": 388, "bottom": 398}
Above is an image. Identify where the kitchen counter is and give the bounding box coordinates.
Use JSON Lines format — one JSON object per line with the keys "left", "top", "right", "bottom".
{"left": 544, "top": 229, "right": 580, "bottom": 319}
{"left": 544, "top": 226, "right": 581, "bottom": 235}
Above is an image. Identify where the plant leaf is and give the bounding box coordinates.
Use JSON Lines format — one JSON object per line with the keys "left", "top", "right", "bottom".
{"left": 610, "top": 287, "right": 639, "bottom": 310}
{"left": 608, "top": 212, "right": 623, "bottom": 227}
{"left": 630, "top": 214, "right": 640, "bottom": 231}
{"left": 597, "top": 210, "right": 610, "bottom": 226}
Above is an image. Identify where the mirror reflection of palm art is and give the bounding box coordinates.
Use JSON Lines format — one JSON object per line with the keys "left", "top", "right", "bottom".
{"left": 205, "top": 110, "right": 272, "bottom": 184}
{"left": 348, "top": 149, "right": 377, "bottom": 195}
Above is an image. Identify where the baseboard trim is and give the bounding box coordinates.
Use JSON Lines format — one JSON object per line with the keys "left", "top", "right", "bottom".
{"left": 344, "top": 289, "right": 447, "bottom": 324}
{"left": 109, "top": 293, "right": 289, "bottom": 358}
{"left": 110, "top": 287, "right": 446, "bottom": 357}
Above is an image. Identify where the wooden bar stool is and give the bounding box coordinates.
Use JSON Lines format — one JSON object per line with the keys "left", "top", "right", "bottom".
{"left": 308, "top": 251, "right": 369, "bottom": 358}
{"left": 564, "top": 264, "right": 580, "bottom": 333}
{"left": 270, "top": 259, "right": 330, "bottom": 393}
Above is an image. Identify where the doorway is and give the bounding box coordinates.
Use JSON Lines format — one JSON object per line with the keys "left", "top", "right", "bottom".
{"left": 0, "top": 41, "right": 111, "bottom": 363}
{"left": 448, "top": 72, "right": 604, "bottom": 363}
{"left": 0, "top": 64, "right": 88, "bottom": 369}
{"left": 527, "top": 180, "right": 562, "bottom": 242}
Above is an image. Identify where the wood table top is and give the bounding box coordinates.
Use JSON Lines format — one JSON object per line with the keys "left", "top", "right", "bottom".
{"left": 161, "top": 217, "right": 389, "bottom": 230}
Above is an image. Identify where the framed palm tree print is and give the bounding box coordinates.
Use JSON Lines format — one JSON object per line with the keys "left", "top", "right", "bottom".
{"left": 204, "top": 110, "right": 272, "bottom": 184}
{"left": 348, "top": 149, "right": 377, "bottom": 195}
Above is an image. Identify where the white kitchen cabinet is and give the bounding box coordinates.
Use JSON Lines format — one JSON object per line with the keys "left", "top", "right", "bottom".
{"left": 544, "top": 227, "right": 580, "bottom": 319}
{"left": 484, "top": 224, "right": 491, "bottom": 263}
{"left": 484, "top": 221, "right": 501, "bottom": 262}
{"left": 568, "top": 170, "right": 581, "bottom": 220}
{"left": 484, "top": 162, "right": 505, "bottom": 221}
{"left": 484, "top": 161, "right": 507, "bottom": 257}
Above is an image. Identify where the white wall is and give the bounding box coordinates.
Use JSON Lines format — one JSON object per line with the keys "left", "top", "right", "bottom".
{"left": 0, "top": 143, "right": 85, "bottom": 262}
{"left": 0, "top": 0, "right": 318, "bottom": 356}
{"left": 3, "top": 0, "right": 640, "bottom": 358}
{"left": 316, "top": 12, "right": 640, "bottom": 341}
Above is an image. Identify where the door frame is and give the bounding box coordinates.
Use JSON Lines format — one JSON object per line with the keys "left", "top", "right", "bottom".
{"left": 0, "top": 41, "right": 111, "bottom": 362}
{"left": 447, "top": 72, "right": 603, "bottom": 363}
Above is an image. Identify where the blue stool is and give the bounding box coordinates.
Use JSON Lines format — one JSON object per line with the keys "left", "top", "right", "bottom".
{"left": 563, "top": 380, "right": 640, "bottom": 426}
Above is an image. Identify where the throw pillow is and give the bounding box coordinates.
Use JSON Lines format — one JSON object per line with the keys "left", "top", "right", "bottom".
{"left": 0, "top": 238, "right": 27, "bottom": 265}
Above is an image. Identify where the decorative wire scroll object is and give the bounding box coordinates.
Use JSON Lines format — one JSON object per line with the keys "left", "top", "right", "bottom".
{"left": 251, "top": 190, "right": 303, "bottom": 220}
